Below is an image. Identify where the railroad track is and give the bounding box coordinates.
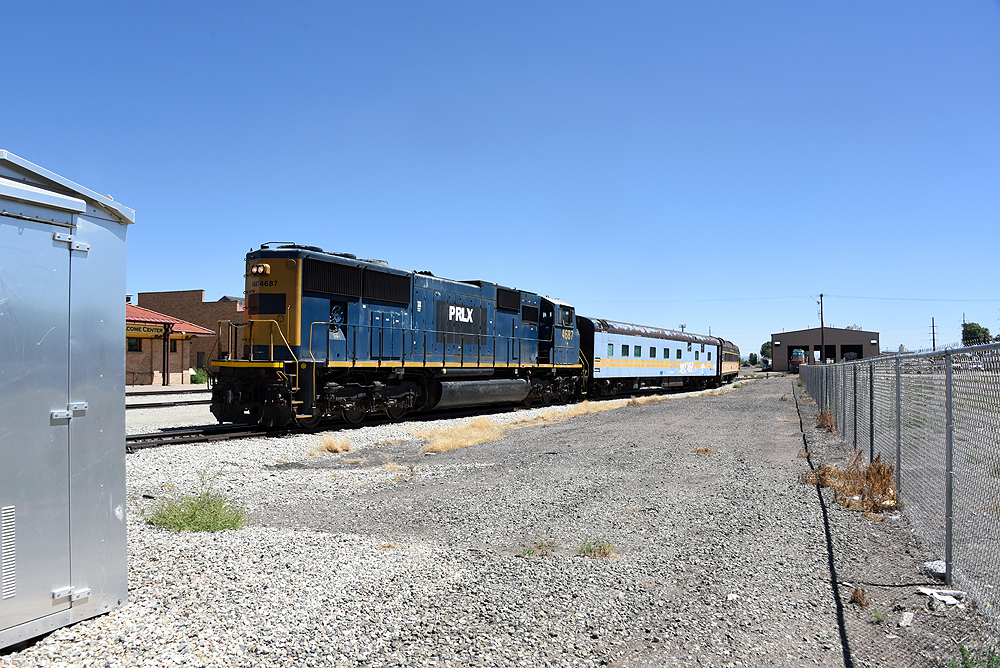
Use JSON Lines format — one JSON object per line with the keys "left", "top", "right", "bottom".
{"left": 126, "top": 399, "right": 213, "bottom": 410}
{"left": 125, "top": 424, "right": 275, "bottom": 452}
{"left": 124, "top": 385, "right": 712, "bottom": 453}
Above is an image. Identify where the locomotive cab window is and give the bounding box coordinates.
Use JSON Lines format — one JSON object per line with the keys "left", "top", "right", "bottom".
{"left": 622, "top": 345, "right": 629, "bottom": 357}
{"left": 608, "top": 343, "right": 614, "bottom": 357}
{"left": 558, "top": 307, "right": 574, "bottom": 327}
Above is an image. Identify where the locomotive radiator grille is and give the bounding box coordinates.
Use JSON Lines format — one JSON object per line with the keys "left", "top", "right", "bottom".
{"left": 1, "top": 505, "right": 14, "bottom": 599}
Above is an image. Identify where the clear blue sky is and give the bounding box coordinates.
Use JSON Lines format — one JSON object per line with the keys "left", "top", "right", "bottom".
{"left": 5, "top": 1, "right": 999, "bottom": 358}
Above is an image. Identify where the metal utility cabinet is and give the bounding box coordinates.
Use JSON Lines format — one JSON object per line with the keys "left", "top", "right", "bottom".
{"left": 0, "top": 151, "right": 133, "bottom": 648}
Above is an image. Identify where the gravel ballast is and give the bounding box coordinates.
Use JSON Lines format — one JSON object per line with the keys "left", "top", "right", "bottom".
{"left": 3, "top": 377, "right": 995, "bottom": 667}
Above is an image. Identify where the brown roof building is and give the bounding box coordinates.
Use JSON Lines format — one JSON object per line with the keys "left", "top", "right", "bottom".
{"left": 137, "top": 290, "right": 245, "bottom": 372}
{"left": 770, "top": 326, "right": 880, "bottom": 372}
{"left": 126, "top": 304, "right": 214, "bottom": 385}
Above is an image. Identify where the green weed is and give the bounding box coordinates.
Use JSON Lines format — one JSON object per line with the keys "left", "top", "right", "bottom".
{"left": 144, "top": 471, "right": 248, "bottom": 532}
{"left": 578, "top": 536, "right": 618, "bottom": 559}
{"left": 949, "top": 644, "right": 1000, "bottom": 668}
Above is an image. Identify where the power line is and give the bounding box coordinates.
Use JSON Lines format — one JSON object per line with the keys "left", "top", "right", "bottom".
{"left": 823, "top": 294, "right": 1000, "bottom": 303}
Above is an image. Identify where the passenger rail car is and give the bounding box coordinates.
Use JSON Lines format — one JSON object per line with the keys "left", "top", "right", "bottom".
{"left": 210, "top": 244, "right": 739, "bottom": 427}
{"left": 578, "top": 318, "right": 739, "bottom": 395}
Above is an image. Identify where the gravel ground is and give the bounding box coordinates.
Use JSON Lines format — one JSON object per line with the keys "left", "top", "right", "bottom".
{"left": 3, "top": 377, "right": 996, "bottom": 667}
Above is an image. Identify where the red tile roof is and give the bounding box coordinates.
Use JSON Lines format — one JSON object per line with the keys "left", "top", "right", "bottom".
{"left": 126, "top": 304, "right": 214, "bottom": 336}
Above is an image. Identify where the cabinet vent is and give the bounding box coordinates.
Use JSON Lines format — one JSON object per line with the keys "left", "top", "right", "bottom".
{"left": 1, "top": 506, "right": 14, "bottom": 599}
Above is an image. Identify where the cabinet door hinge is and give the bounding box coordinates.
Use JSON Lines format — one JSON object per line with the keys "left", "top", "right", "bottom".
{"left": 50, "top": 402, "right": 88, "bottom": 420}
{"left": 52, "top": 586, "right": 91, "bottom": 601}
{"left": 52, "top": 232, "right": 90, "bottom": 252}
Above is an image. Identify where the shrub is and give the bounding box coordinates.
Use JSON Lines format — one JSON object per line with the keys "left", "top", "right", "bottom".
{"left": 144, "top": 471, "right": 248, "bottom": 532}
{"left": 191, "top": 368, "right": 209, "bottom": 384}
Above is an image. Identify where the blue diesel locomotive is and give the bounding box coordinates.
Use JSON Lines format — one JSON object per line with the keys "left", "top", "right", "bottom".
{"left": 210, "top": 244, "right": 738, "bottom": 427}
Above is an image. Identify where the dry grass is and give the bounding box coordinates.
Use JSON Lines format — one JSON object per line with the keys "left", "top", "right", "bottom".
{"left": 379, "top": 542, "right": 402, "bottom": 549}
{"left": 415, "top": 399, "right": 632, "bottom": 454}
{"left": 817, "top": 410, "right": 836, "bottom": 433}
{"left": 383, "top": 461, "right": 404, "bottom": 473}
{"left": 779, "top": 394, "right": 792, "bottom": 402}
{"left": 416, "top": 417, "right": 508, "bottom": 454}
{"left": 801, "top": 396, "right": 814, "bottom": 404}
{"left": 798, "top": 449, "right": 812, "bottom": 458}
{"left": 800, "top": 450, "right": 897, "bottom": 513}
{"left": 689, "top": 447, "right": 717, "bottom": 456}
{"left": 413, "top": 388, "right": 734, "bottom": 455}
{"left": 850, "top": 586, "right": 869, "bottom": 607}
{"left": 343, "top": 457, "right": 367, "bottom": 465}
{"left": 320, "top": 435, "right": 351, "bottom": 453}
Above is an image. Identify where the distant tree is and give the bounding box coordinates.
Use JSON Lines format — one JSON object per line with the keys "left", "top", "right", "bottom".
{"left": 962, "top": 322, "right": 992, "bottom": 347}
{"left": 760, "top": 341, "right": 772, "bottom": 360}
{"left": 749, "top": 352, "right": 758, "bottom": 365}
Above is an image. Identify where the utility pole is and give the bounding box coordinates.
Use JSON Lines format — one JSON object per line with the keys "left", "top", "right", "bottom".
{"left": 679, "top": 324, "right": 686, "bottom": 333}
{"left": 932, "top": 317, "right": 937, "bottom": 351}
{"left": 819, "top": 293, "right": 825, "bottom": 364}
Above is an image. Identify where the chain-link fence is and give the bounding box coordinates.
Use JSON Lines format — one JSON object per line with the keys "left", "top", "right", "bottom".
{"left": 801, "top": 343, "right": 1000, "bottom": 625}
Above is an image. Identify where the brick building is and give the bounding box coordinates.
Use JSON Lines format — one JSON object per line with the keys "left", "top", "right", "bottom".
{"left": 137, "top": 290, "right": 245, "bottom": 369}
{"left": 126, "top": 305, "right": 214, "bottom": 385}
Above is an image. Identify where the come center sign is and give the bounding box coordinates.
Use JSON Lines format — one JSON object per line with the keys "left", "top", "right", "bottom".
{"left": 126, "top": 323, "right": 165, "bottom": 337}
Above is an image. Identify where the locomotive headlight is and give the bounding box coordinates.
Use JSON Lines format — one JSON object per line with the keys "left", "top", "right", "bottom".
{"left": 250, "top": 263, "right": 270, "bottom": 276}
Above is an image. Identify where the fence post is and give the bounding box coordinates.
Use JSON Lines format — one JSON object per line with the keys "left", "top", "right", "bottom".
{"left": 895, "top": 357, "right": 902, "bottom": 501}
{"left": 842, "top": 366, "right": 847, "bottom": 441}
{"left": 945, "top": 352, "right": 954, "bottom": 586}
{"left": 869, "top": 360, "right": 875, "bottom": 462}
{"left": 853, "top": 364, "right": 858, "bottom": 447}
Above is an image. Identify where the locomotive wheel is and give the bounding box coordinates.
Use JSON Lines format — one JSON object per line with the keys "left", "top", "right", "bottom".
{"left": 341, "top": 408, "right": 366, "bottom": 425}
{"left": 385, "top": 404, "right": 408, "bottom": 420}
{"left": 540, "top": 390, "right": 553, "bottom": 405}
{"left": 521, "top": 393, "right": 534, "bottom": 406}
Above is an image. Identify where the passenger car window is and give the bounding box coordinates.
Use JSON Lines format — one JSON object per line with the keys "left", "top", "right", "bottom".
{"left": 676, "top": 349, "right": 682, "bottom": 359}
{"left": 687, "top": 342, "right": 692, "bottom": 352}
{"left": 622, "top": 345, "right": 629, "bottom": 357}
{"left": 650, "top": 347, "right": 656, "bottom": 358}
{"left": 701, "top": 343, "right": 705, "bottom": 353}
{"left": 608, "top": 343, "right": 614, "bottom": 357}
{"left": 695, "top": 351, "right": 699, "bottom": 360}
{"left": 634, "top": 345, "right": 641, "bottom": 358}
{"left": 708, "top": 352, "right": 712, "bottom": 361}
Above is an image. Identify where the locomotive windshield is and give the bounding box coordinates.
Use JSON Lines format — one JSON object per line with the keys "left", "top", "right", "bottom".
{"left": 558, "top": 307, "right": 574, "bottom": 327}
